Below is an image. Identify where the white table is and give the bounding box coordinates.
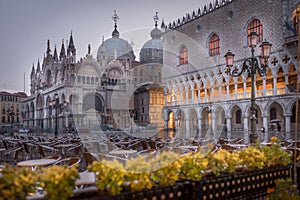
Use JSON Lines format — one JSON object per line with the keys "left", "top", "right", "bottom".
{"left": 178, "top": 145, "right": 199, "bottom": 152}
{"left": 108, "top": 150, "right": 137, "bottom": 158}
{"left": 75, "top": 172, "right": 96, "bottom": 188}
{"left": 17, "top": 158, "right": 56, "bottom": 170}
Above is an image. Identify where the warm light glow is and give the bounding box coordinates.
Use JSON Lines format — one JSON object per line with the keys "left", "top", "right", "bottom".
{"left": 224, "top": 50, "right": 235, "bottom": 66}
{"left": 247, "top": 31, "right": 259, "bottom": 48}
{"left": 259, "top": 39, "right": 272, "bottom": 59}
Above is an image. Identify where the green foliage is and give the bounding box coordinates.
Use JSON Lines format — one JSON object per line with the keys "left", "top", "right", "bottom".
{"left": 239, "top": 145, "right": 266, "bottom": 169}
{"left": 125, "top": 156, "right": 153, "bottom": 191}
{"left": 267, "top": 178, "right": 300, "bottom": 200}
{"left": 38, "top": 165, "right": 79, "bottom": 200}
{"left": 0, "top": 165, "right": 37, "bottom": 200}
{"left": 88, "top": 159, "right": 125, "bottom": 195}
{"left": 263, "top": 137, "right": 292, "bottom": 167}
{"left": 151, "top": 151, "right": 182, "bottom": 186}
{"left": 179, "top": 152, "right": 208, "bottom": 181}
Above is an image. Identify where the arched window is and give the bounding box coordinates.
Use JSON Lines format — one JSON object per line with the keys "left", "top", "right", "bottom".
{"left": 236, "top": 110, "right": 241, "bottom": 124}
{"left": 209, "top": 34, "right": 220, "bottom": 56}
{"left": 247, "top": 19, "right": 263, "bottom": 44}
{"left": 270, "top": 107, "right": 277, "bottom": 120}
{"left": 179, "top": 46, "right": 188, "bottom": 65}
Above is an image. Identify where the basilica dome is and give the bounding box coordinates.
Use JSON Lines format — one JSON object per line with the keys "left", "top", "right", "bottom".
{"left": 97, "top": 12, "right": 135, "bottom": 64}
{"left": 140, "top": 25, "right": 163, "bottom": 64}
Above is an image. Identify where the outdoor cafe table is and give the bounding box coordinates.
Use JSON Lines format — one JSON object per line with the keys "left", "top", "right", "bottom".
{"left": 109, "top": 149, "right": 137, "bottom": 157}
{"left": 178, "top": 145, "right": 199, "bottom": 152}
{"left": 75, "top": 172, "right": 96, "bottom": 189}
{"left": 17, "top": 158, "right": 56, "bottom": 170}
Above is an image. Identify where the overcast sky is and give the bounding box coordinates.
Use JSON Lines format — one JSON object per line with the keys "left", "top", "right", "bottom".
{"left": 0, "top": 0, "right": 212, "bottom": 94}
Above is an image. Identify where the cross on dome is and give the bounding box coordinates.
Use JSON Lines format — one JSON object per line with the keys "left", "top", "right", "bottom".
{"left": 153, "top": 12, "right": 159, "bottom": 28}
{"left": 112, "top": 10, "right": 119, "bottom": 23}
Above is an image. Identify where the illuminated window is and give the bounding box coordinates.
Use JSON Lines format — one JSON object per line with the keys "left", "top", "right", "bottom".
{"left": 247, "top": 19, "right": 263, "bottom": 43}
{"left": 179, "top": 46, "right": 188, "bottom": 65}
{"left": 209, "top": 34, "right": 220, "bottom": 56}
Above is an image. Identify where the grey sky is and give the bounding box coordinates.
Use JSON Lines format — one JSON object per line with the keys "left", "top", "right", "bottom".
{"left": 0, "top": 0, "right": 211, "bottom": 94}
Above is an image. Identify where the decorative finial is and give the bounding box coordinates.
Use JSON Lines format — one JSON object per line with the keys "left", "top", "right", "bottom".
{"left": 112, "top": 10, "right": 119, "bottom": 23}
{"left": 71, "top": 30, "right": 73, "bottom": 35}
{"left": 88, "top": 44, "right": 91, "bottom": 54}
{"left": 153, "top": 12, "right": 159, "bottom": 28}
{"left": 102, "top": 36, "right": 104, "bottom": 43}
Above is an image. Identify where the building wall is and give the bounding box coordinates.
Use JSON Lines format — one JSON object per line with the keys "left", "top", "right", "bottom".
{"left": 0, "top": 92, "right": 27, "bottom": 127}
{"left": 162, "top": 0, "right": 300, "bottom": 142}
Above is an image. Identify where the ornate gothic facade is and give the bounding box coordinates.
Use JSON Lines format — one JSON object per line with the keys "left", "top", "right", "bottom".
{"left": 162, "top": 0, "right": 300, "bottom": 142}
{"left": 22, "top": 12, "right": 164, "bottom": 134}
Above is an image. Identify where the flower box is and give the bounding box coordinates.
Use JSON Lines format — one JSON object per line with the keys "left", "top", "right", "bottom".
{"left": 71, "top": 165, "right": 292, "bottom": 200}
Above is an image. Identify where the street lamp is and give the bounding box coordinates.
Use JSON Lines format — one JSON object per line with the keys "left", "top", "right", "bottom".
{"left": 48, "top": 93, "right": 68, "bottom": 137}
{"left": 224, "top": 31, "right": 272, "bottom": 144}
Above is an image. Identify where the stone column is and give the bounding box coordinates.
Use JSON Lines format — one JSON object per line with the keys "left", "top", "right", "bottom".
{"left": 185, "top": 117, "right": 190, "bottom": 139}
{"left": 285, "top": 74, "right": 289, "bottom": 94}
{"left": 179, "top": 86, "right": 183, "bottom": 104}
{"left": 262, "top": 77, "right": 266, "bottom": 96}
{"left": 243, "top": 81, "right": 247, "bottom": 98}
{"left": 234, "top": 81, "right": 238, "bottom": 99}
{"left": 226, "top": 116, "right": 232, "bottom": 139}
{"left": 43, "top": 106, "right": 48, "bottom": 130}
{"left": 191, "top": 84, "right": 195, "bottom": 103}
{"left": 226, "top": 84, "right": 229, "bottom": 100}
{"left": 211, "top": 112, "right": 216, "bottom": 139}
{"left": 243, "top": 115, "right": 249, "bottom": 144}
{"left": 197, "top": 117, "right": 202, "bottom": 138}
{"left": 185, "top": 85, "right": 189, "bottom": 104}
{"left": 273, "top": 76, "right": 277, "bottom": 95}
{"left": 262, "top": 115, "right": 269, "bottom": 142}
{"left": 284, "top": 113, "right": 292, "bottom": 140}
{"left": 197, "top": 84, "right": 201, "bottom": 102}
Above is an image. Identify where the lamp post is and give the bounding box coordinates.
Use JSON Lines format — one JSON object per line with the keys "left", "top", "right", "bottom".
{"left": 48, "top": 93, "right": 68, "bottom": 137}
{"left": 224, "top": 31, "right": 272, "bottom": 144}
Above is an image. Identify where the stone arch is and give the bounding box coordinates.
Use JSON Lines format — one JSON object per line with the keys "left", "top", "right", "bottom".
{"left": 231, "top": 105, "right": 243, "bottom": 127}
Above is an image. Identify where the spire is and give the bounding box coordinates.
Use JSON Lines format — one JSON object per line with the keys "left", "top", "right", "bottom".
{"left": 111, "top": 10, "right": 120, "bottom": 38}
{"left": 153, "top": 12, "right": 159, "bottom": 28}
{"left": 31, "top": 63, "right": 35, "bottom": 77}
{"left": 36, "top": 59, "right": 40, "bottom": 72}
{"left": 161, "top": 18, "right": 166, "bottom": 32}
{"left": 88, "top": 44, "right": 91, "bottom": 55}
{"left": 60, "top": 39, "right": 66, "bottom": 60}
{"left": 68, "top": 31, "right": 75, "bottom": 49}
{"left": 102, "top": 36, "right": 104, "bottom": 44}
{"left": 46, "top": 39, "right": 51, "bottom": 55}
{"left": 53, "top": 45, "right": 58, "bottom": 61}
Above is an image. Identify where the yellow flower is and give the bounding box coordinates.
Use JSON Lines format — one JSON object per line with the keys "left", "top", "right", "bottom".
{"left": 270, "top": 136, "right": 278, "bottom": 143}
